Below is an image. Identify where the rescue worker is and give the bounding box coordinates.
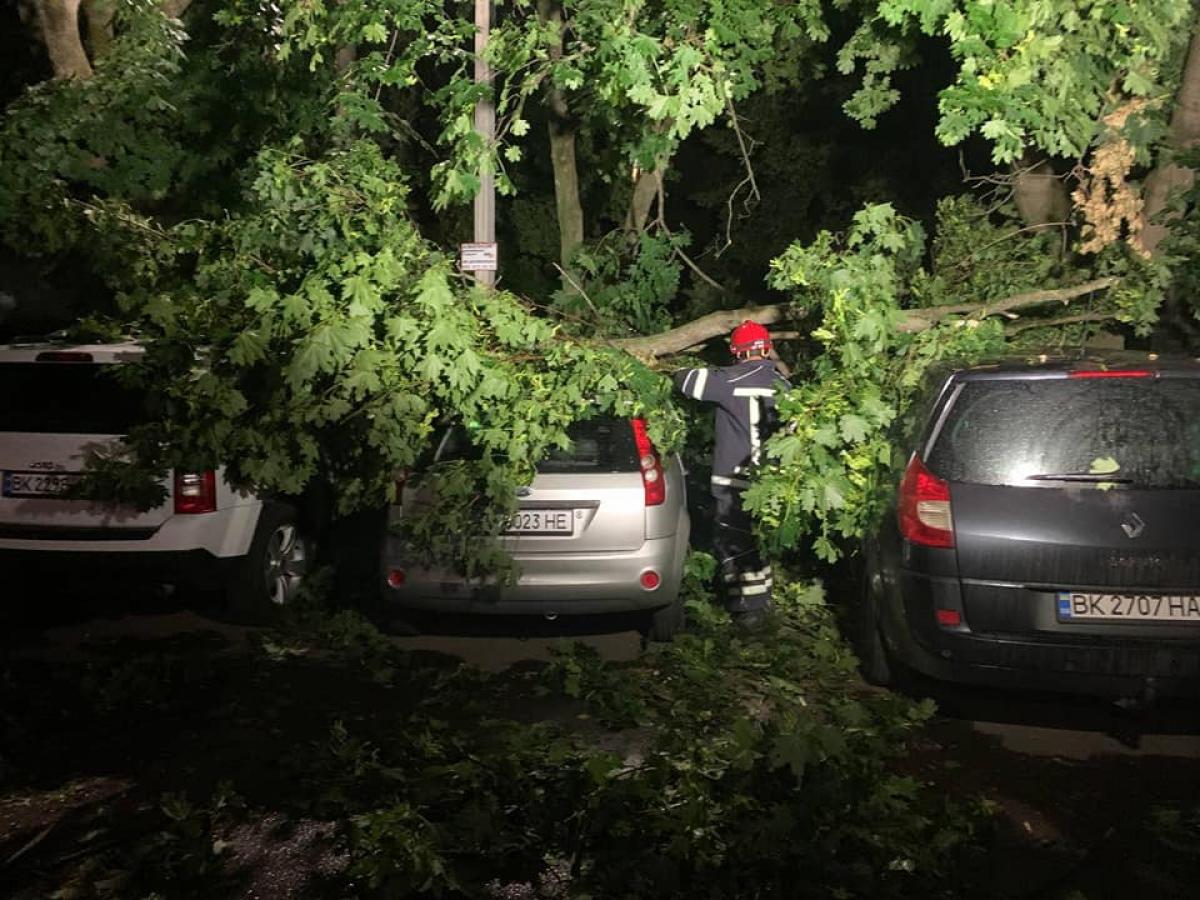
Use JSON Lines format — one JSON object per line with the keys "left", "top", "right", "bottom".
{"left": 674, "top": 320, "right": 790, "bottom": 628}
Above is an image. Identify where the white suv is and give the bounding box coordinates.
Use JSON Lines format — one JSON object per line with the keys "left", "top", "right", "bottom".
{"left": 0, "top": 340, "right": 308, "bottom": 620}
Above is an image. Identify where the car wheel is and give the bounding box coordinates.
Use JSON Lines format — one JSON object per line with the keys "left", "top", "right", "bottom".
{"left": 646, "top": 596, "right": 685, "bottom": 642}
{"left": 226, "top": 505, "right": 309, "bottom": 624}
{"left": 857, "top": 572, "right": 893, "bottom": 686}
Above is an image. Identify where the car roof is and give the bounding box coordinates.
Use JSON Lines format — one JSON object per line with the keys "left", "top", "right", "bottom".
{"left": 947, "top": 351, "right": 1200, "bottom": 381}
{"left": 0, "top": 339, "right": 144, "bottom": 364}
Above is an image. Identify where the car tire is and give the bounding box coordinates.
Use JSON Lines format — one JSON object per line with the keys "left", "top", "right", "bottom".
{"left": 857, "top": 572, "right": 893, "bottom": 686}
{"left": 646, "top": 596, "right": 685, "bottom": 642}
{"left": 225, "top": 504, "right": 309, "bottom": 624}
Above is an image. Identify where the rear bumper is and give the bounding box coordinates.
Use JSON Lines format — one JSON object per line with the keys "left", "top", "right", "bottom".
{"left": 380, "top": 533, "right": 686, "bottom": 616}
{"left": 0, "top": 547, "right": 239, "bottom": 589}
{"left": 0, "top": 503, "right": 260, "bottom": 558}
{"left": 882, "top": 570, "right": 1200, "bottom": 698}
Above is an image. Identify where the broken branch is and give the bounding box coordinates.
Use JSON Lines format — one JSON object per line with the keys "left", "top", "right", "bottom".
{"left": 1005, "top": 311, "right": 1118, "bottom": 335}
{"left": 615, "top": 277, "right": 1121, "bottom": 358}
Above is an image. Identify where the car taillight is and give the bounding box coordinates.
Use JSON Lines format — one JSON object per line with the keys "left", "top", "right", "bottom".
{"left": 1068, "top": 369, "right": 1153, "bottom": 379}
{"left": 897, "top": 455, "right": 954, "bottom": 548}
{"left": 174, "top": 470, "right": 217, "bottom": 514}
{"left": 631, "top": 418, "right": 665, "bottom": 506}
{"left": 935, "top": 608, "right": 962, "bottom": 627}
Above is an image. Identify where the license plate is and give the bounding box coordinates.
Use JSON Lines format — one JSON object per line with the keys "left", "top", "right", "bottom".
{"left": 1, "top": 470, "right": 82, "bottom": 498}
{"left": 505, "top": 509, "right": 574, "bottom": 535}
{"left": 1057, "top": 591, "right": 1200, "bottom": 622}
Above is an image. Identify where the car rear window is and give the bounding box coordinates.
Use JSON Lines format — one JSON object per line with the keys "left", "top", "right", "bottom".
{"left": 926, "top": 376, "right": 1200, "bottom": 489}
{"left": 435, "top": 417, "right": 640, "bottom": 474}
{"left": 0, "top": 363, "right": 145, "bottom": 435}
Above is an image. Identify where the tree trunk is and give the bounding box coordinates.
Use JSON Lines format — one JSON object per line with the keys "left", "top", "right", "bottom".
{"left": 548, "top": 122, "right": 584, "bottom": 266}
{"left": 538, "top": 0, "right": 584, "bottom": 271}
{"left": 36, "top": 0, "right": 93, "bottom": 80}
{"left": 81, "top": 0, "right": 114, "bottom": 59}
{"left": 1141, "top": 27, "right": 1200, "bottom": 255}
{"left": 335, "top": 44, "right": 357, "bottom": 72}
{"left": 624, "top": 167, "right": 662, "bottom": 235}
{"left": 615, "top": 277, "right": 1119, "bottom": 359}
{"left": 1011, "top": 154, "right": 1069, "bottom": 227}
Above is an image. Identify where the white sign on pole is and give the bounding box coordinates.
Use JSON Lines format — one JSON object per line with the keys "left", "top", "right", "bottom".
{"left": 460, "top": 242, "right": 499, "bottom": 272}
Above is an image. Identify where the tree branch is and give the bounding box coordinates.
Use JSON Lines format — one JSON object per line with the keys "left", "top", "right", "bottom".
{"left": 614, "top": 277, "right": 1121, "bottom": 359}
{"left": 898, "top": 277, "right": 1119, "bottom": 332}
{"left": 717, "top": 98, "right": 760, "bottom": 257}
{"left": 552, "top": 263, "right": 601, "bottom": 321}
{"left": 673, "top": 245, "right": 726, "bottom": 295}
{"left": 614, "top": 304, "right": 791, "bottom": 358}
{"left": 1005, "top": 311, "right": 1117, "bottom": 335}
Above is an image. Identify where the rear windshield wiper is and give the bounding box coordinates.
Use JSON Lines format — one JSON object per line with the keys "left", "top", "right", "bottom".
{"left": 1025, "top": 472, "right": 1133, "bottom": 484}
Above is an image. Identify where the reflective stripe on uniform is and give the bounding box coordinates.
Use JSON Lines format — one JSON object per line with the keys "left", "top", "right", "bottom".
{"left": 725, "top": 568, "right": 771, "bottom": 584}
{"left": 748, "top": 394, "right": 761, "bottom": 464}
{"left": 711, "top": 474, "right": 751, "bottom": 488}
{"left": 687, "top": 368, "right": 709, "bottom": 400}
{"left": 732, "top": 387, "right": 775, "bottom": 467}
{"left": 736, "top": 568, "right": 771, "bottom": 582}
{"left": 737, "top": 580, "right": 774, "bottom": 597}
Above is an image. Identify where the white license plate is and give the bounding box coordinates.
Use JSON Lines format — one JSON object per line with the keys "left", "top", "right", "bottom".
{"left": 1057, "top": 591, "right": 1200, "bottom": 622}
{"left": 1, "top": 470, "right": 82, "bottom": 498}
{"left": 505, "top": 509, "right": 574, "bottom": 535}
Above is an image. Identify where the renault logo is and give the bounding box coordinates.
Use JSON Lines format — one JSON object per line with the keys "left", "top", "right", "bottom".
{"left": 1120, "top": 511, "right": 1146, "bottom": 539}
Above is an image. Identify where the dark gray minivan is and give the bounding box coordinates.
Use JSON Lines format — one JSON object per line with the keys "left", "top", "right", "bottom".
{"left": 860, "top": 354, "right": 1200, "bottom": 699}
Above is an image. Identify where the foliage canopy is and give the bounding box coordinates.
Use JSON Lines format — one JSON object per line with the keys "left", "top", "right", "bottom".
{"left": 0, "top": 0, "right": 1196, "bottom": 565}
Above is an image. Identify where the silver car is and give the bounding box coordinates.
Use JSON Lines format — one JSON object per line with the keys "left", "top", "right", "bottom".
{"left": 381, "top": 416, "right": 691, "bottom": 639}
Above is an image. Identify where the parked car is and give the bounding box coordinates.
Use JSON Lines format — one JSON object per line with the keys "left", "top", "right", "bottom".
{"left": 0, "top": 340, "right": 310, "bottom": 621}
{"left": 381, "top": 416, "right": 691, "bottom": 640}
{"left": 859, "top": 353, "right": 1200, "bottom": 699}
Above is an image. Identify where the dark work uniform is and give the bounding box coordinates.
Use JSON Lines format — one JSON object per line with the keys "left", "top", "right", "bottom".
{"left": 674, "top": 359, "right": 790, "bottom": 613}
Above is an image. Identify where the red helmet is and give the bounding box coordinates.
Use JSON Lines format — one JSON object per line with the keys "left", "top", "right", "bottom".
{"left": 730, "top": 320, "right": 772, "bottom": 356}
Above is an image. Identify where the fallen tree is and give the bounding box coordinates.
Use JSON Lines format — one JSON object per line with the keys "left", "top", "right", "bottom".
{"left": 0, "top": 4, "right": 1180, "bottom": 572}
{"left": 615, "top": 276, "right": 1122, "bottom": 359}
